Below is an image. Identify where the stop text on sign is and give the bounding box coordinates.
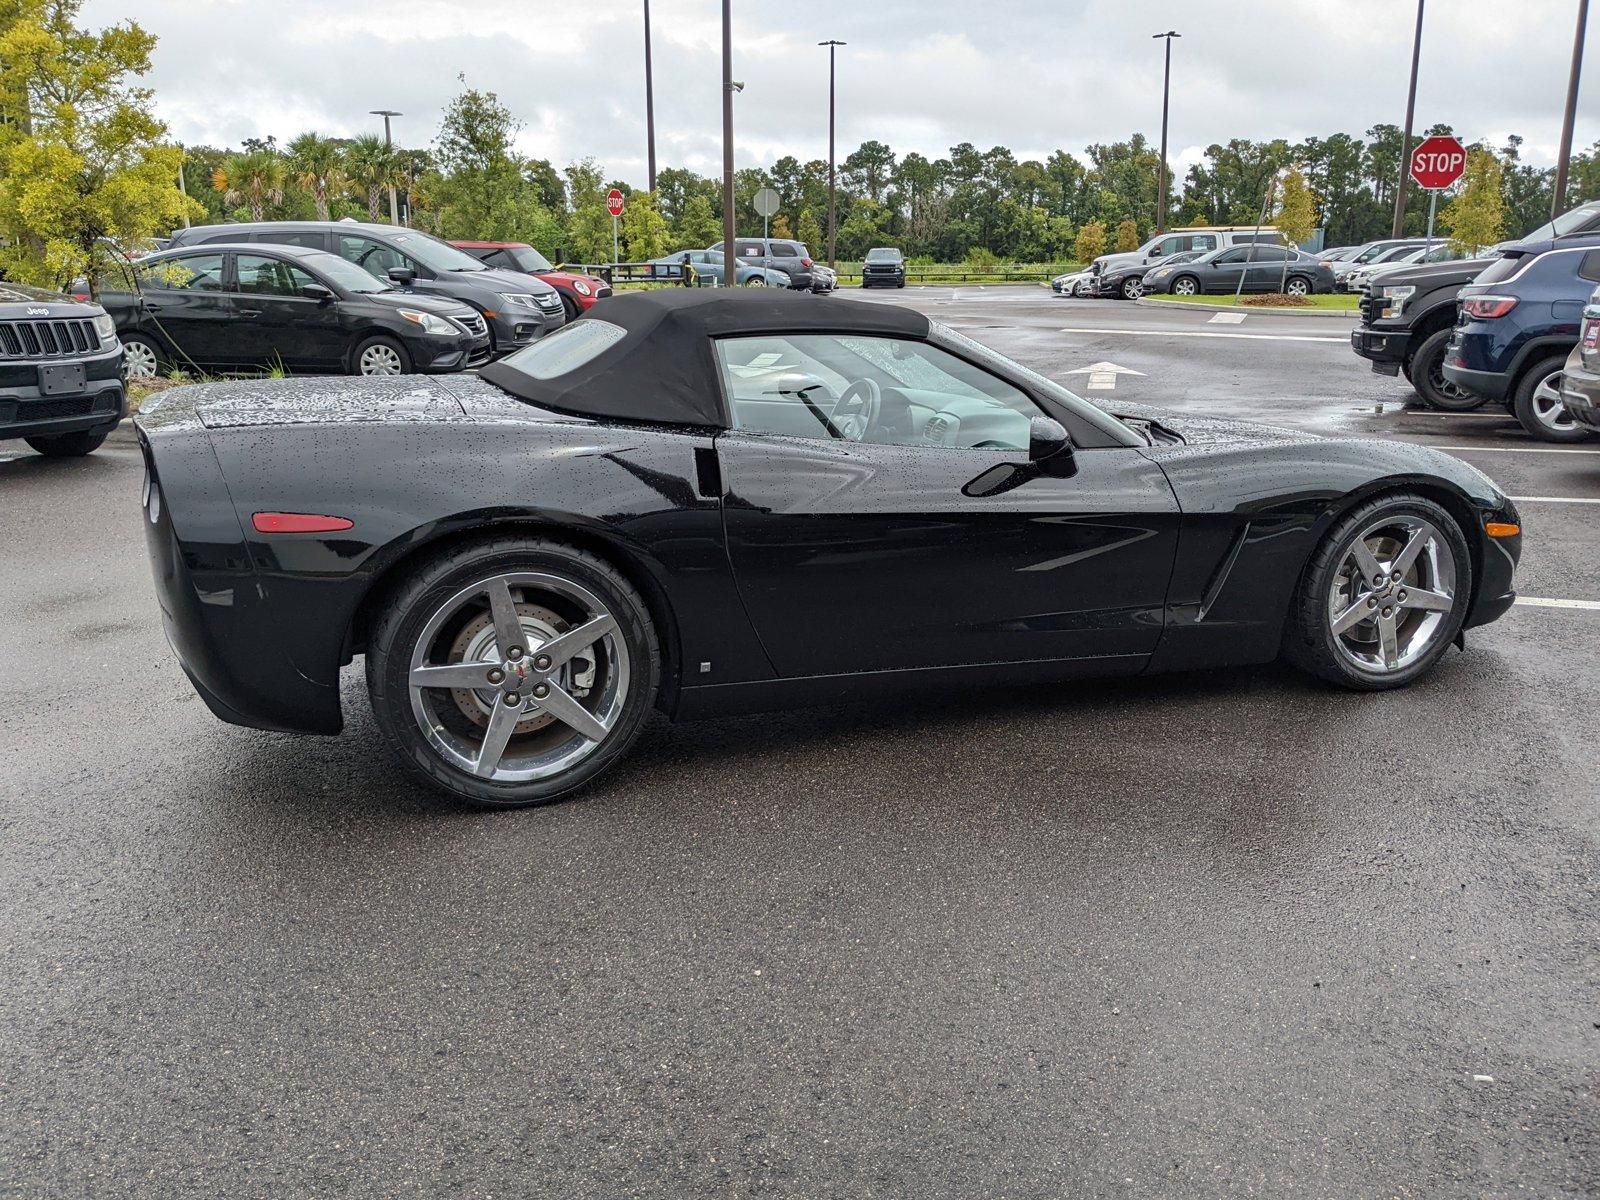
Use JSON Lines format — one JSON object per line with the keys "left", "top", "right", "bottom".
{"left": 1410, "top": 136, "right": 1467, "bottom": 190}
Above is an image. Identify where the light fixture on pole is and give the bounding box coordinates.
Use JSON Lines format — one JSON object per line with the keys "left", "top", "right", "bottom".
{"left": 1552, "top": 0, "right": 1591, "bottom": 218}
{"left": 721, "top": 1, "right": 738, "bottom": 264}
{"left": 1390, "top": 0, "right": 1425, "bottom": 238}
{"left": 370, "top": 109, "right": 403, "bottom": 225}
{"left": 643, "top": 0, "right": 657, "bottom": 194}
{"left": 818, "top": 39, "right": 847, "bottom": 269}
{"left": 1152, "top": 31, "right": 1179, "bottom": 235}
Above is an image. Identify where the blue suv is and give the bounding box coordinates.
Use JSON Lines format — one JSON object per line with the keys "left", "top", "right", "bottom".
{"left": 1443, "top": 233, "right": 1600, "bottom": 441}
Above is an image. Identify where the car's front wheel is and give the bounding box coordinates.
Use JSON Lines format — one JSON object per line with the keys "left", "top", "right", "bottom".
{"left": 25, "top": 427, "right": 111, "bottom": 457}
{"left": 1171, "top": 276, "right": 1200, "bottom": 297}
{"left": 1121, "top": 277, "right": 1142, "bottom": 300}
{"left": 352, "top": 335, "right": 412, "bottom": 376}
{"left": 744, "top": 276, "right": 768, "bottom": 287}
{"left": 1511, "top": 354, "right": 1590, "bottom": 442}
{"left": 367, "top": 537, "right": 661, "bottom": 808}
{"left": 1284, "top": 493, "right": 1471, "bottom": 690}
{"left": 1409, "top": 328, "right": 1485, "bottom": 412}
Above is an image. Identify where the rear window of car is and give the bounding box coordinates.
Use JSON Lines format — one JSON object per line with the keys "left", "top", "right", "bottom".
{"left": 1473, "top": 254, "right": 1525, "bottom": 286}
{"left": 496, "top": 319, "right": 626, "bottom": 380}
{"left": 1579, "top": 250, "right": 1600, "bottom": 282}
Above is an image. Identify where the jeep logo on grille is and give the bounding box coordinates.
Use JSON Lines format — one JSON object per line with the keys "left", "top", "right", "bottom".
{"left": 26, "top": 306, "right": 50, "bottom": 316}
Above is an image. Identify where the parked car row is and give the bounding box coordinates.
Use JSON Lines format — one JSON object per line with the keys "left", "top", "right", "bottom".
{"left": 648, "top": 238, "right": 837, "bottom": 293}
{"left": 1085, "top": 245, "right": 1334, "bottom": 300}
{"left": 1350, "top": 199, "right": 1600, "bottom": 441}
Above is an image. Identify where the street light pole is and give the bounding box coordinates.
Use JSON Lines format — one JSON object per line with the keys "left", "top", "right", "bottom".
{"left": 819, "top": 39, "right": 846, "bottom": 269}
{"left": 1152, "top": 31, "right": 1179, "bottom": 234}
{"left": 1552, "top": 0, "right": 1591, "bottom": 218}
{"left": 721, "top": 0, "right": 737, "bottom": 265}
{"left": 370, "top": 109, "right": 402, "bottom": 225}
{"left": 1391, "top": 0, "right": 1425, "bottom": 238}
{"left": 643, "top": 0, "right": 657, "bottom": 194}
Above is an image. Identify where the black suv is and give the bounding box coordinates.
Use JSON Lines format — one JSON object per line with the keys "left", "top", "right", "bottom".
{"left": 168, "top": 221, "right": 564, "bottom": 355}
{"left": 0, "top": 282, "right": 126, "bottom": 457}
{"left": 1351, "top": 199, "right": 1600, "bottom": 410}
{"left": 861, "top": 247, "right": 907, "bottom": 288}
{"left": 708, "top": 237, "right": 814, "bottom": 289}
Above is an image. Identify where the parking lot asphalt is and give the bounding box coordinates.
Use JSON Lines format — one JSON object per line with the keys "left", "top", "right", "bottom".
{"left": 4, "top": 291, "right": 1597, "bottom": 1198}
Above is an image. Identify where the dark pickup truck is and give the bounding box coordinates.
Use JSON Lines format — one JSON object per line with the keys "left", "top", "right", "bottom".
{"left": 1349, "top": 257, "right": 1490, "bottom": 410}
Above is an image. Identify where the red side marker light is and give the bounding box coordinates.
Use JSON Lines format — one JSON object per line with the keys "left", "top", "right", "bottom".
{"left": 252, "top": 512, "right": 355, "bottom": 534}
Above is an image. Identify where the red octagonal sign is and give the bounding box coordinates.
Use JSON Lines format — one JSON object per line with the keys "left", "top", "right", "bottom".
{"left": 1410, "top": 136, "right": 1467, "bottom": 191}
{"left": 606, "top": 188, "right": 626, "bottom": 217}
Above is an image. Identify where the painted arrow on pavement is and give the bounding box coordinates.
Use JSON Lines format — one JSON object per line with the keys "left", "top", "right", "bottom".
{"left": 1066, "top": 361, "right": 1146, "bottom": 390}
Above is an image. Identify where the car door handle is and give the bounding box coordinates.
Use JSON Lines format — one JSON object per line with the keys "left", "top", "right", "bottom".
{"left": 238, "top": 308, "right": 263, "bottom": 318}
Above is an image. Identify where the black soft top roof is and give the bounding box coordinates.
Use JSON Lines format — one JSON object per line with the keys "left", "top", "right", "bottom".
{"left": 480, "top": 289, "right": 930, "bottom": 428}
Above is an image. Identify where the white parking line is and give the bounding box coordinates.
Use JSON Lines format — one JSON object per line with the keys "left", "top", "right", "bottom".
{"left": 1508, "top": 495, "right": 1600, "bottom": 504}
{"left": 1059, "top": 326, "right": 1347, "bottom": 344}
{"left": 1516, "top": 597, "right": 1600, "bottom": 610}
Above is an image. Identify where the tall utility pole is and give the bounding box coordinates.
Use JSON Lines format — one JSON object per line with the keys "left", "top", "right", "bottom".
{"left": 371, "top": 109, "right": 402, "bottom": 225}
{"left": 1153, "top": 31, "right": 1179, "bottom": 234}
{"left": 819, "top": 39, "right": 846, "bottom": 268}
{"left": 643, "top": 0, "right": 657, "bottom": 194}
{"left": 1390, "top": 0, "right": 1425, "bottom": 238}
{"left": 721, "top": 0, "right": 736, "bottom": 263}
{"left": 1552, "top": 0, "right": 1591, "bottom": 218}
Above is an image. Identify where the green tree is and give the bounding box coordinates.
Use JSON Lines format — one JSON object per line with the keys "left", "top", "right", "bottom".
{"left": 285, "top": 132, "right": 345, "bottom": 221}
{"left": 428, "top": 80, "right": 558, "bottom": 243}
{"left": 1274, "top": 167, "right": 1317, "bottom": 247}
{"left": 795, "top": 208, "right": 823, "bottom": 256}
{"left": 769, "top": 212, "right": 792, "bottom": 240}
{"left": 345, "top": 133, "right": 399, "bottom": 221}
{"left": 1074, "top": 219, "right": 1107, "bottom": 263}
{"left": 0, "top": 0, "right": 198, "bottom": 293}
{"left": 842, "top": 139, "right": 895, "bottom": 204}
{"left": 1441, "top": 148, "right": 1506, "bottom": 254}
{"left": 1113, "top": 217, "right": 1139, "bottom": 252}
{"left": 675, "top": 192, "right": 720, "bottom": 248}
{"left": 620, "top": 189, "right": 670, "bottom": 261}
{"left": 215, "top": 148, "right": 283, "bottom": 220}
{"left": 564, "top": 158, "right": 614, "bottom": 263}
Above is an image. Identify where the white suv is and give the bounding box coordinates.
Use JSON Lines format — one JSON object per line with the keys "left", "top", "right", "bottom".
{"left": 1092, "top": 227, "right": 1284, "bottom": 280}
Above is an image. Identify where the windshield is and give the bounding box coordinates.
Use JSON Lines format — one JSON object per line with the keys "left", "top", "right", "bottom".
{"left": 865, "top": 248, "right": 902, "bottom": 262}
{"left": 506, "top": 245, "right": 555, "bottom": 273}
{"left": 314, "top": 253, "right": 394, "bottom": 294}
{"left": 389, "top": 232, "right": 488, "bottom": 273}
{"left": 1516, "top": 202, "right": 1600, "bottom": 244}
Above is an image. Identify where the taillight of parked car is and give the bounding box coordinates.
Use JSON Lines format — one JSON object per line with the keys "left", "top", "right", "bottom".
{"left": 1583, "top": 315, "right": 1600, "bottom": 351}
{"left": 1463, "top": 295, "right": 1519, "bottom": 319}
{"left": 801, "top": 258, "right": 813, "bottom": 268}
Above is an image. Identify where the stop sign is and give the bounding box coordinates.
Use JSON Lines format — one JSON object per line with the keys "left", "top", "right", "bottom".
{"left": 1410, "top": 136, "right": 1467, "bottom": 190}
{"left": 606, "top": 188, "right": 626, "bottom": 217}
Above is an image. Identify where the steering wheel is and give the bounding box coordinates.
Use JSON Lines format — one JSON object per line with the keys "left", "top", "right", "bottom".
{"left": 831, "top": 378, "right": 881, "bottom": 442}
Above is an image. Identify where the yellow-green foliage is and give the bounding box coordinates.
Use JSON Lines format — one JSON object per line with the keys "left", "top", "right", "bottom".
{"left": 1441, "top": 149, "right": 1506, "bottom": 254}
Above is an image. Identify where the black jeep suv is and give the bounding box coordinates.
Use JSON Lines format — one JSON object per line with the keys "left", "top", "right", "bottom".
{"left": 0, "top": 282, "right": 126, "bottom": 457}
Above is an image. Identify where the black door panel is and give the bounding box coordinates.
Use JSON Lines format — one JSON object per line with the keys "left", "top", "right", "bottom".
{"left": 716, "top": 434, "right": 1182, "bottom": 677}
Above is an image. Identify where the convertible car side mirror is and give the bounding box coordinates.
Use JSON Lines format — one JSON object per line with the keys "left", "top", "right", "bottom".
{"left": 1028, "top": 416, "right": 1077, "bottom": 477}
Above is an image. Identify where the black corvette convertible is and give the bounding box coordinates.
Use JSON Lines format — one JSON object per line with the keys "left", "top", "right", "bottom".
{"left": 137, "top": 290, "right": 1521, "bottom": 807}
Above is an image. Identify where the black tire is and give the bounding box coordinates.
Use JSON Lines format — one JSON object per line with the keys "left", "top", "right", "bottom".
{"left": 119, "top": 333, "right": 167, "bottom": 380}
{"left": 1511, "top": 352, "right": 1591, "bottom": 442}
{"left": 896, "top": 280, "right": 905, "bottom": 289}
{"left": 1283, "top": 492, "right": 1472, "bottom": 691}
{"left": 366, "top": 536, "right": 661, "bottom": 808}
{"left": 559, "top": 292, "right": 581, "bottom": 323}
{"left": 1283, "top": 275, "right": 1312, "bottom": 297}
{"left": 350, "top": 334, "right": 413, "bottom": 376}
{"left": 1408, "top": 327, "right": 1486, "bottom": 412}
{"left": 25, "top": 426, "right": 111, "bottom": 457}
{"left": 1170, "top": 275, "right": 1201, "bottom": 297}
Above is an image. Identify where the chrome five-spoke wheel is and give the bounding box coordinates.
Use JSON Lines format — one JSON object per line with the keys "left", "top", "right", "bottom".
{"left": 1327, "top": 514, "right": 1456, "bottom": 674}
{"left": 407, "top": 573, "right": 629, "bottom": 782}
{"left": 1527, "top": 368, "right": 1576, "bottom": 436}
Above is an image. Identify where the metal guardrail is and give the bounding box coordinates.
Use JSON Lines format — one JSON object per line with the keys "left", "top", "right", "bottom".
{"left": 558, "top": 262, "right": 697, "bottom": 286}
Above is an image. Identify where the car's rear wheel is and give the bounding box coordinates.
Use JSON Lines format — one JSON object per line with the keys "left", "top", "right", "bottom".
{"left": 744, "top": 276, "right": 768, "bottom": 287}
{"left": 120, "top": 334, "right": 165, "bottom": 380}
{"left": 1121, "top": 277, "right": 1142, "bottom": 300}
{"left": 1511, "top": 354, "right": 1589, "bottom": 442}
{"left": 1284, "top": 492, "right": 1471, "bottom": 690}
{"left": 1284, "top": 276, "right": 1311, "bottom": 297}
{"left": 1171, "top": 276, "right": 1200, "bottom": 297}
{"left": 352, "top": 335, "right": 411, "bottom": 376}
{"left": 25, "top": 427, "right": 111, "bottom": 457}
{"left": 1409, "top": 327, "right": 1486, "bottom": 411}
{"left": 367, "top": 537, "right": 660, "bottom": 808}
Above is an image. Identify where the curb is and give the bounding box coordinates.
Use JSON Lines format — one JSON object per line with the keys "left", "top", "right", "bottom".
{"left": 1135, "top": 297, "right": 1360, "bottom": 319}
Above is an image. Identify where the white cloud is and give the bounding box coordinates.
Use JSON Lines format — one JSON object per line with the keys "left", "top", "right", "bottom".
{"left": 86, "top": 0, "right": 1598, "bottom": 180}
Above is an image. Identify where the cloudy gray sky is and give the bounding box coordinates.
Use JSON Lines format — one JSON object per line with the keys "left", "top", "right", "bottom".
{"left": 86, "top": 0, "right": 1597, "bottom": 182}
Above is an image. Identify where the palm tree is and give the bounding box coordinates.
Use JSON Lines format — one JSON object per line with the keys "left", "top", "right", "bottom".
{"left": 345, "top": 134, "right": 400, "bottom": 222}
{"left": 214, "top": 148, "right": 284, "bottom": 221}
{"left": 286, "top": 132, "right": 347, "bottom": 222}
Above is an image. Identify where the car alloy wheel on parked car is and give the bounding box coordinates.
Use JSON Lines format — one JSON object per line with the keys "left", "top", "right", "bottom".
{"left": 1512, "top": 355, "right": 1585, "bottom": 442}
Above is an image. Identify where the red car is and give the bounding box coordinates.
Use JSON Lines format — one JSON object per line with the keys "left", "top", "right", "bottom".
{"left": 451, "top": 242, "right": 610, "bottom": 322}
